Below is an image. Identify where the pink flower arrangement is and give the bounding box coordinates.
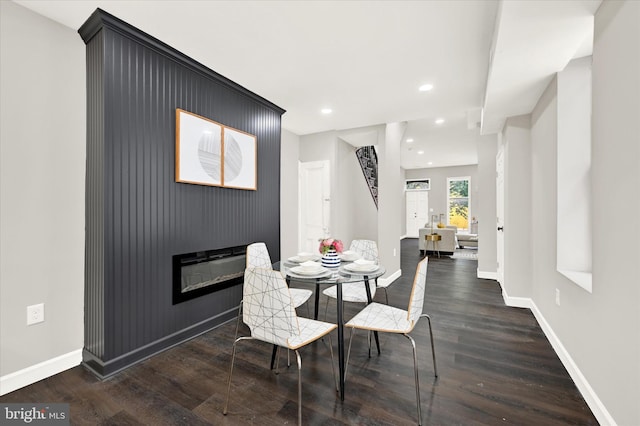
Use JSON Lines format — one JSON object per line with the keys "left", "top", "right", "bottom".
{"left": 318, "top": 238, "right": 344, "bottom": 255}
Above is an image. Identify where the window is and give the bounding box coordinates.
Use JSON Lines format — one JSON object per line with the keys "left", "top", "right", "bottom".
{"left": 405, "top": 178, "right": 430, "bottom": 190}
{"left": 447, "top": 177, "right": 470, "bottom": 231}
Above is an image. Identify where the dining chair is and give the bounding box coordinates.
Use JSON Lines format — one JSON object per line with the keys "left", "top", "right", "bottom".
{"left": 224, "top": 267, "right": 338, "bottom": 425}
{"left": 344, "top": 257, "right": 437, "bottom": 426}
{"left": 322, "top": 239, "right": 378, "bottom": 317}
{"left": 235, "top": 242, "right": 313, "bottom": 340}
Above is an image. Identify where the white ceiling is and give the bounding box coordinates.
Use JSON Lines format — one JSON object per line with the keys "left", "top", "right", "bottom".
{"left": 13, "top": 0, "right": 601, "bottom": 169}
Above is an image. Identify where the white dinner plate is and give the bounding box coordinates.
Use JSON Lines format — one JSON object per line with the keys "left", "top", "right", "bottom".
{"left": 344, "top": 263, "right": 379, "bottom": 273}
{"left": 339, "top": 253, "right": 360, "bottom": 261}
{"left": 290, "top": 265, "right": 329, "bottom": 276}
{"left": 288, "top": 255, "right": 320, "bottom": 263}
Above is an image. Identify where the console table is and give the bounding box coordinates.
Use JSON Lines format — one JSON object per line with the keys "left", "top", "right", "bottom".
{"left": 424, "top": 233, "right": 442, "bottom": 258}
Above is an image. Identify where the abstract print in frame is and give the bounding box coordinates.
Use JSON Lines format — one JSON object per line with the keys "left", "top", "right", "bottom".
{"left": 176, "top": 109, "right": 223, "bottom": 187}
{"left": 175, "top": 109, "right": 257, "bottom": 190}
{"left": 222, "top": 127, "right": 257, "bottom": 190}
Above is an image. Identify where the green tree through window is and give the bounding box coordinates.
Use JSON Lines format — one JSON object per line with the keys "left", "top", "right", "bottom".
{"left": 448, "top": 177, "right": 470, "bottom": 230}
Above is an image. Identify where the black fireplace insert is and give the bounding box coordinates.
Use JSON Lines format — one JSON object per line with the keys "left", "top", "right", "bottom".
{"left": 172, "top": 245, "right": 246, "bottom": 304}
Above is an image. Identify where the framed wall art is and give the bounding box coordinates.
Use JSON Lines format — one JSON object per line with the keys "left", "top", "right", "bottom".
{"left": 176, "top": 109, "right": 257, "bottom": 190}
{"left": 176, "top": 109, "right": 223, "bottom": 186}
{"left": 222, "top": 127, "right": 257, "bottom": 190}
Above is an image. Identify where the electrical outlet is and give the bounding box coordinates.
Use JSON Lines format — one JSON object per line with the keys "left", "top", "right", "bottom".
{"left": 27, "top": 303, "right": 44, "bottom": 325}
{"left": 555, "top": 289, "right": 560, "bottom": 306}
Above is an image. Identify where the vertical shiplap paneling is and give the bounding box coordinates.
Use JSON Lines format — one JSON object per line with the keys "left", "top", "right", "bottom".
{"left": 80, "top": 9, "right": 285, "bottom": 375}
{"left": 84, "top": 29, "right": 105, "bottom": 359}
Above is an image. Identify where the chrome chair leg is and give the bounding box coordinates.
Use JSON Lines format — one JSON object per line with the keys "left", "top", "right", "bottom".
{"left": 295, "top": 350, "right": 302, "bottom": 426}
{"left": 233, "top": 300, "right": 243, "bottom": 339}
{"left": 323, "top": 297, "right": 330, "bottom": 321}
{"left": 404, "top": 334, "right": 422, "bottom": 426}
{"left": 421, "top": 314, "right": 438, "bottom": 377}
{"left": 273, "top": 345, "right": 290, "bottom": 372}
{"left": 317, "top": 330, "right": 339, "bottom": 391}
{"left": 345, "top": 327, "right": 356, "bottom": 381}
{"left": 327, "top": 333, "right": 339, "bottom": 392}
{"left": 223, "top": 336, "right": 253, "bottom": 416}
{"left": 275, "top": 346, "right": 281, "bottom": 374}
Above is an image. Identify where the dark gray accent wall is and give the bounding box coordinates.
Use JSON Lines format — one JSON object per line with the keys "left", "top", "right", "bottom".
{"left": 79, "top": 9, "right": 283, "bottom": 378}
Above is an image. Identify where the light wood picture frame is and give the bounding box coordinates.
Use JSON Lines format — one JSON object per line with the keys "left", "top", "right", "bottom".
{"left": 176, "top": 109, "right": 223, "bottom": 187}
{"left": 222, "top": 127, "right": 257, "bottom": 190}
{"left": 176, "top": 109, "right": 257, "bottom": 190}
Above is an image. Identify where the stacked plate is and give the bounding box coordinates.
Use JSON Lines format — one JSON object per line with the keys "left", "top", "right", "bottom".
{"left": 344, "top": 258, "right": 378, "bottom": 272}
{"left": 339, "top": 250, "right": 360, "bottom": 262}
{"left": 288, "top": 252, "right": 319, "bottom": 263}
{"left": 290, "top": 261, "right": 327, "bottom": 276}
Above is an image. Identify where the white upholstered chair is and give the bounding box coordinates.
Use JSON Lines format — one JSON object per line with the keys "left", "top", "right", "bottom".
{"left": 223, "top": 267, "right": 337, "bottom": 425}
{"left": 322, "top": 239, "right": 378, "bottom": 315}
{"left": 235, "top": 243, "right": 313, "bottom": 339}
{"left": 239, "top": 242, "right": 314, "bottom": 369}
{"left": 345, "top": 257, "right": 437, "bottom": 425}
{"left": 246, "top": 242, "right": 313, "bottom": 309}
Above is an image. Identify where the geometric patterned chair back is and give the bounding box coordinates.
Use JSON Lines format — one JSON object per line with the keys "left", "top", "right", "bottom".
{"left": 349, "top": 239, "right": 379, "bottom": 262}
{"left": 243, "top": 267, "right": 299, "bottom": 347}
{"left": 406, "top": 257, "right": 428, "bottom": 325}
{"left": 246, "top": 242, "right": 272, "bottom": 269}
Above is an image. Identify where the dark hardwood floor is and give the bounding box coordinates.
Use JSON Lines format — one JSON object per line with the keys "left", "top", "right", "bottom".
{"left": 1, "top": 239, "right": 598, "bottom": 425}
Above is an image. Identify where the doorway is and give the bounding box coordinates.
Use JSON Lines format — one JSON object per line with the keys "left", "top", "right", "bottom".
{"left": 496, "top": 145, "right": 505, "bottom": 285}
{"left": 405, "top": 190, "right": 429, "bottom": 238}
{"left": 298, "top": 160, "right": 331, "bottom": 253}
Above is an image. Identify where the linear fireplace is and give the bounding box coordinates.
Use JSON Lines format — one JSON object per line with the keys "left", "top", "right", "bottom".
{"left": 173, "top": 245, "right": 246, "bottom": 304}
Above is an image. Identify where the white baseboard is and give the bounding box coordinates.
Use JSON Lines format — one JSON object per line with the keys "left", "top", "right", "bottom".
{"left": 498, "top": 282, "right": 616, "bottom": 426}
{"left": 0, "top": 349, "right": 82, "bottom": 396}
{"left": 528, "top": 302, "right": 616, "bottom": 426}
{"left": 477, "top": 269, "right": 497, "bottom": 280}
{"left": 378, "top": 269, "right": 401, "bottom": 288}
{"left": 503, "top": 294, "right": 531, "bottom": 309}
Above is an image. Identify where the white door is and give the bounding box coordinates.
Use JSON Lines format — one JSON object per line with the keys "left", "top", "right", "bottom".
{"left": 496, "top": 145, "right": 505, "bottom": 285}
{"left": 299, "top": 160, "right": 331, "bottom": 253}
{"left": 406, "top": 190, "right": 429, "bottom": 238}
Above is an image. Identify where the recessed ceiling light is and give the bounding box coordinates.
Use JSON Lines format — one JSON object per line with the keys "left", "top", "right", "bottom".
{"left": 417, "top": 150, "right": 425, "bottom": 155}
{"left": 435, "top": 118, "right": 445, "bottom": 124}
{"left": 321, "top": 108, "right": 332, "bottom": 114}
{"left": 419, "top": 84, "right": 434, "bottom": 92}
{"left": 428, "top": 161, "right": 433, "bottom": 165}
{"left": 406, "top": 138, "right": 414, "bottom": 143}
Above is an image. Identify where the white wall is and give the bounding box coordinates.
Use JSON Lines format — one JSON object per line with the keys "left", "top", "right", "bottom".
{"left": 477, "top": 134, "right": 498, "bottom": 276}
{"left": 336, "top": 137, "right": 378, "bottom": 244}
{"left": 502, "top": 2, "right": 640, "bottom": 424}
{"left": 501, "top": 115, "right": 533, "bottom": 300}
{"left": 0, "top": 1, "right": 85, "bottom": 393}
{"left": 588, "top": 1, "right": 639, "bottom": 423}
{"left": 377, "top": 122, "right": 405, "bottom": 278}
{"left": 280, "top": 129, "right": 300, "bottom": 259}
